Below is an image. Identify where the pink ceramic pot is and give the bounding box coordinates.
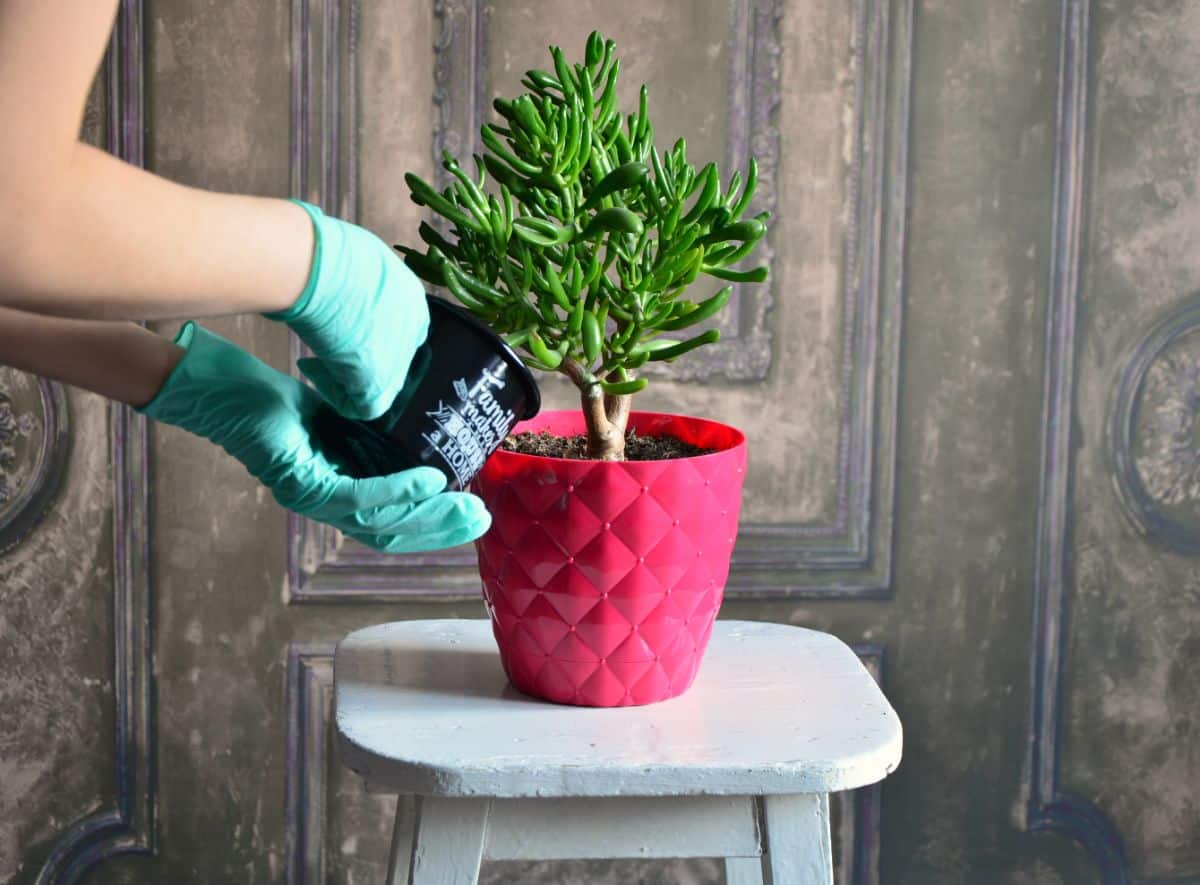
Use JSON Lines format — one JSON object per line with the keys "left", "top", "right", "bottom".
{"left": 471, "top": 410, "right": 747, "bottom": 706}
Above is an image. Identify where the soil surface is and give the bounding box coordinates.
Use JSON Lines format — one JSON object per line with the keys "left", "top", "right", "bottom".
{"left": 501, "top": 428, "right": 715, "bottom": 461}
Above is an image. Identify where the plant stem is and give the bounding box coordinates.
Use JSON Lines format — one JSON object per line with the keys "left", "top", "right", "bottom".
{"left": 560, "top": 355, "right": 592, "bottom": 389}
{"left": 604, "top": 388, "right": 632, "bottom": 434}
{"left": 562, "top": 356, "right": 630, "bottom": 460}
{"left": 580, "top": 387, "right": 629, "bottom": 460}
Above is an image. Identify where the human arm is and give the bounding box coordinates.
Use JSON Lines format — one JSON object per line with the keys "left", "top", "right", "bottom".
{"left": 0, "top": 0, "right": 311, "bottom": 320}
{"left": 0, "top": 305, "right": 183, "bottom": 406}
{"left": 0, "top": 1, "right": 429, "bottom": 421}
{"left": 0, "top": 308, "right": 491, "bottom": 552}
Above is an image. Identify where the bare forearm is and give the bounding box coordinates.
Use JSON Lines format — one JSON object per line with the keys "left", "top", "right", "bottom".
{"left": 0, "top": 306, "right": 182, "bottom": 406}
{"left": 0, "top": 144, "right": 312, "bottom": 321}
{"left": 0, "top": 0, "right": 313, "bottom": 322}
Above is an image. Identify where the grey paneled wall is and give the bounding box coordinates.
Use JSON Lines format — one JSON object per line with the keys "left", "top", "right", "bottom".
{"left": 1065, "top": 0, "right": 1200, "bottom": 879}
{"left": 288, "top": 0, "right": 905, "bottom": 603}
{"left": 1, "top": 7, "right": 154, "bottom": 882}
{"left": 4, "top": 0, "right": 1200, "bottom": 883}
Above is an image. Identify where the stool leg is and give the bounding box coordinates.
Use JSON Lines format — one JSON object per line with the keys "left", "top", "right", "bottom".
{"left": 725, "top": 857, "right": 766, "bottom": 885}
{"left": 759, "top": 793, "right": 832, "bottom": 885}
{"left": 408, "top": 796, "right": 490, "bottom": 885}
{"left": 386, "top": 795, "right": 416, "bottom": 885}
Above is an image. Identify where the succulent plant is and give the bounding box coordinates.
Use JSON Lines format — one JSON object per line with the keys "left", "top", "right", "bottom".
{"left": 397, "top": 30, "right": 769, "bottom": 460}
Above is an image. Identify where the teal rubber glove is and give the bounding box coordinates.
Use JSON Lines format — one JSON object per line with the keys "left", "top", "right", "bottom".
{"left": 138, "top": 322, "right": 491, "bottom": 553}
{"left": 266, "top": 200, "right": 428, "bottom": 421}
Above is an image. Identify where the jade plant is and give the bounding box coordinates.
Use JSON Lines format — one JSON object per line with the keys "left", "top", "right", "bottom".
{"left": 397, "top": 30, "right": 769, "bottom": 461}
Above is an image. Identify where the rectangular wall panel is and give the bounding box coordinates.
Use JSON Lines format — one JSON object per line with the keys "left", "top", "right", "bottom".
{"left": 287, "top": 0, "right": 911, "bottom": 602}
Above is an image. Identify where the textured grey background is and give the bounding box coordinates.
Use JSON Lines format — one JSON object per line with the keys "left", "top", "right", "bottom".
{"left": 2, "top": 0, "right": 1199, "bottom": 883}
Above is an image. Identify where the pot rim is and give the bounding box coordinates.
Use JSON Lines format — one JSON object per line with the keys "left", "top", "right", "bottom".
{"left": 427, "top": 294, "right": 542, "bottom": 419}
{"left": 494, "top": 408, "right": 747, "bottom": 465}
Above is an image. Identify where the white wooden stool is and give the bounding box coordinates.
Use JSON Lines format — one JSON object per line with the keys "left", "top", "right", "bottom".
{"left": 334, "top": 619, "right": 902, "bottom": 884}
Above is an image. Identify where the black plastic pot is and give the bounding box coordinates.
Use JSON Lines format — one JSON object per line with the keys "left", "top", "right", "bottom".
{"left": 312, "top": 294, "right": 540, "bottom": 491}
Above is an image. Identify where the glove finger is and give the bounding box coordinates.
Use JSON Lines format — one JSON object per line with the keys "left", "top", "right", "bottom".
{"left": 333, "top": 467, "right": 448, "bottom": 514}
{"left": 343, "top": 490, "right": 490, "bottom": 537}
{"left": 348, "top": 505, "right": 492, "bottom": 554}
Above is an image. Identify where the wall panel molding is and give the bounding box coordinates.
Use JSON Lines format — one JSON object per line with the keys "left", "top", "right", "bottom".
{"left": 291, "top": 0, "right": 359, "bottom": 221}
{"left": 287, "top": 0, "right": 912, "bottom": 602}
{"left": 431, "top": 0, "right": 488, "bottom": 196}
{"left": 652, "top": 0, "right": 780, "bottom": 382}
{"left": 34, "top": 3, "right": 158, "bottom": 880}
{"left": 284, "top": 639, "right": 885, "bottom": 885}
{"left": 286, "top": 0, "right": 491, "bottom": 602}
{"left": 1108, "top": 294, "right": 1200, "bottom": 554}
{"left": 841, "top": 644, "right": 885, "bottom": 885}
{"left": 728, "top": 0, "right": 910, "bottom": 597}
{"left": 284, "top": 644, "right": 335, "bottom": 885}
{"left": 1018, "top": 2, "right": 1174, "bottom": 882}
{"left": 0, "top": 375, "right": 69, "bottom": 555}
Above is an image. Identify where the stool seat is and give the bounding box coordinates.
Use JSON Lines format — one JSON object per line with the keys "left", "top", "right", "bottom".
{"left": 333, "top": 619, "right": 902, "bottom": 884}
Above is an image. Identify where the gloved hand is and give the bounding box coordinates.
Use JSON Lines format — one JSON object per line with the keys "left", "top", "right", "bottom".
{"left": 265, "top": 200, "right": 427, "bottom": 420}
{"left": 138, "top": 322, "right": 491, "bottom": 553}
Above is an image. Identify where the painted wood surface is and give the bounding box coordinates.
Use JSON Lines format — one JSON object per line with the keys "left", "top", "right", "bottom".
{"left": 381, "top": 790, "right": 836, "bottom": 883}
{"left": 722, "top": 795, "right": 836, "bottom": 885}
{"left": 385, "top": 795, "right": 415, "bottom": 885}
{"left": 725, "top": 857, "right": 767, "bottom": 885}
{"left": 406, "top": 797, "right": 488, "bottom": 885}
{"left": 335, "top": 620, "right": 902, "bottom": 798}
{"left": 479, "top": 796, "right": 762, "bottom": 861}
{"left": 385, "top": 792, "right": 837, "bottom": 883}
{"left": 759, "top": 793, "right": 834, "bottom": 885}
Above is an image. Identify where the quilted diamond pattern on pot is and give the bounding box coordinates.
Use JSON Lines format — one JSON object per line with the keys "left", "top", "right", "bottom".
{"left": 540, "top": 562, "right": 605, "bottom": 625}
{"left": 606, "top": 564, "right": 669, "bottom": 627}
{"left": 474, "top": 410, "right": 747, "bottom": 707}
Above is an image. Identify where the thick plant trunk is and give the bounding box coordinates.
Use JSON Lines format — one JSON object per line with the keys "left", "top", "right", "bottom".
{"left": 581, "top": 388, "right": 632, "bottom": 460}
{"left": 560, "top": 358, "right": 633, "bottom": 460}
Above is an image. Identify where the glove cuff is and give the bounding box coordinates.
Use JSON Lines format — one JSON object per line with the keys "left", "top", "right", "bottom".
{"left": 135, "top": 321, "right": 197, "bottom": 419}
{"left": 135, "top": 322, "right": 274, "bottom": 438}
{"left": 133, "top": 321, "right": 309, "bottom": 490}
{"left": 263, "top": 199, "right": 325, "bottom": 323}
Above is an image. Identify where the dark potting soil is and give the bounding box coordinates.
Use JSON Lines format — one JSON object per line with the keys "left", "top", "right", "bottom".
{"left": 500, "top": 428, "right": 716, "bottom": 461}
